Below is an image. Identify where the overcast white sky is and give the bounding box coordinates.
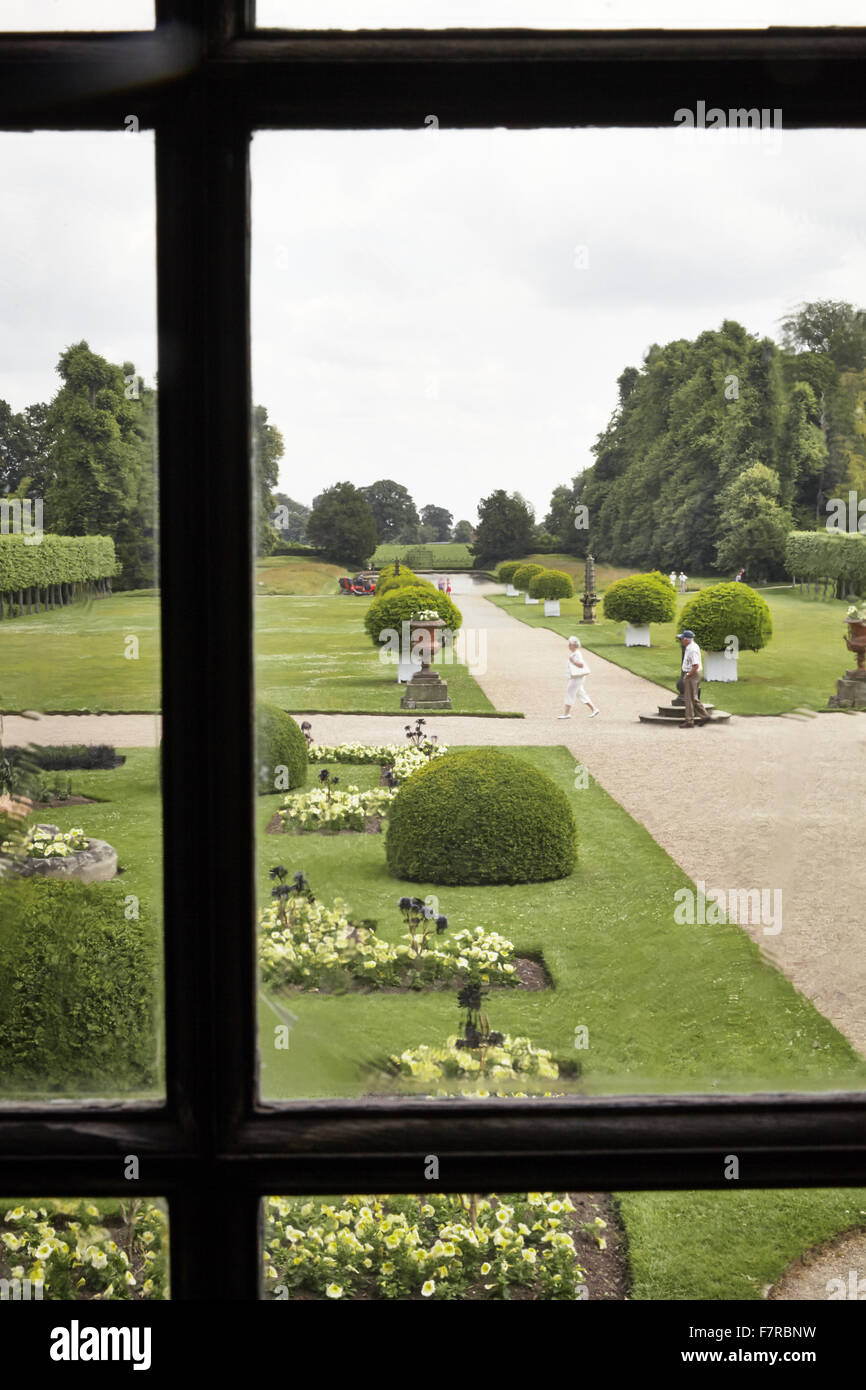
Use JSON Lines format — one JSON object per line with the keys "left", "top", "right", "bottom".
{"left": 2, "top": 0, "right": 865, "bottom": 523}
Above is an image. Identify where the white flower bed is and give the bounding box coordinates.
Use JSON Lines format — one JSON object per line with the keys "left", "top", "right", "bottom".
{"left": 259, "top": 898, "right": 518, "bottom": 992}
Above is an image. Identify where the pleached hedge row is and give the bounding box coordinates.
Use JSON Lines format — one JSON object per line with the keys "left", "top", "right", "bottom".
{"left": 784, "top": 531, "right": 866, "bottom": 597}
{"left": 0, "top": 534, "right": 118, "bottom": 618}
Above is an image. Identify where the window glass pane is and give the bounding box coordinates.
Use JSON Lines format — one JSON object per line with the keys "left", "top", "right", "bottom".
{"left": 0, "top": 1197, "right": 169, "bottom": 1300}
{"left": 0, "top": 132, "right": 161, "bottom": 1102}
{"left": 0, "top": 1, "right": 153, "bottom": 29}
{"left": 262, "top": 1189, "right": 866, "bottom": 1300}
{"left": 251, "top": 127, "right": 866, "bottom": 1103}
{"left": 258, "top": 1, "right": 866, "bottom": 30}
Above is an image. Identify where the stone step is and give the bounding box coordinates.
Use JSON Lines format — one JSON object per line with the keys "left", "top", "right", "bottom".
{"left": 654, "top": 703, "right": 717, "bottom": 718}
{"left": 640, "top": 710, "right": 731, "bottom": 725}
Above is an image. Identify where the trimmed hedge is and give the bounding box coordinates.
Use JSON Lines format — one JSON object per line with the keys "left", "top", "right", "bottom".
{"left": 512, "top": 563, "right": 545, "bottom": 592}
{"left": 0, "top": 533, "right": 118, "bottom": 618}
{"left": 677, "top": 582, "right": 773, "bottom": 652}
{"left": 602, "top": 571, "right": 677, "bottom": 625}
{"left": 376, "top": 565, "right": 425, "bottom": 596}
{"left": 784, "top": 530, "right": 866, "bottom": 593}
{"left": 529, "top": 569, "right": 575, "bottom": 601}
{"left": 363, "top": 584, "right": 463, "bottom": 647}
{"left": 0, "top": 878, "right": 158, "bottom": 1093}
{"left": 497, "top": 561, "right": 522, "bottom": 585}
{"left": 385, "top": 749, "right": 577, "bottom": 885}
{"left": 255, "top": 703, "right": 308, "bottom": 795}
{"left": 3, "top": 744, "right": 123, "bottom": 772}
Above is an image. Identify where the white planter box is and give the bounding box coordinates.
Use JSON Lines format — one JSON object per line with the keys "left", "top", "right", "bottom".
{"left": 505, "top": 584, "right": 519, "bottom": 597}
{"left": 625, "top": 623, "right": 651, "bottom": 646}
{"left": 525, "top": 594, "right": 539, "bottom": 605}
{"left": 704, "top": 650, "right": 738, "bottom": 682}
{"left": 397, "top": 658, "right": 422, "bottom": 683}
{"left": 544, "top": 599, "right": 561, "bottom": 616}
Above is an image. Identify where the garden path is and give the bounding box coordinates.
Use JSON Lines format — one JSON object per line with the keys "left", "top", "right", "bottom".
{"left": 296, "top": 584, "right": 866, "bottom": 1057}
{"left": 8, "top": 586, "right": 866, "bottom": 1054}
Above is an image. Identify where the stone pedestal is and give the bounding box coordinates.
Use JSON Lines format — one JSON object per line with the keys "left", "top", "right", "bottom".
{"left": 828, "top": 673, "right": 866, "bottom": 709}
{"left": 400, "top": 671, "right": 451, "bottom": 710}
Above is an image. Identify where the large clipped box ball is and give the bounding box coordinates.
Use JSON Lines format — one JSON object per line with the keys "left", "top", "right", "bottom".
{"left": 385, "top": 749, "right": 577, "bottom": 885}
{"left": 255, "top": 702, "right": 308, "bottom": 795}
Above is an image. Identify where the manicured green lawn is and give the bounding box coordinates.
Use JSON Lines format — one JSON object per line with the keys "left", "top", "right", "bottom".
{"left": 255, "top": 554, "right": 350, "bottom": 596}
{"left": 257, "top": 746, "right": 866, "bottom": 1101}
{"left": 617, "top": 1189, "right": 866, "bottom": 1300}
{"left": 257, "top": 743, "right": 866, "bottom": 1299}
{"left": 256, "top": 595, "right": 498, "bottom": 713}
{"left": 0, "top": 593, "right": 160, "bottom": 713}
{"left": 372, "top": 541, "right": 474, "bottom": 569}
{"left": 487, "top": 588, "right": 856, "bottom": 716}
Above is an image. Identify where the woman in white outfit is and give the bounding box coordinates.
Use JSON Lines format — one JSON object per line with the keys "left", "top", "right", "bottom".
{"left": 559, "top": 636, "right": 599, "bottom": 718}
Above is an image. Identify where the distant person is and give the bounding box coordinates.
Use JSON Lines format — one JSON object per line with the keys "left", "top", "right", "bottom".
{"left": 678, "top": 570, "right": 687, "bottom": 594}
{"left": 446, "top": 577, "right": 452, "bottom": 596}
{"left": 735, "top": 567, "right": 746, "bottom": 583}
{"left": 677, "top": 628, "right": 710, "bottom": 729}
{"left": 559, "top": 636, "right": 600, "bottom": 719}
{"left": 437, "top": 577, "right": 446, "bottom": 591}
{"left": 669, "top": 570, "right": 677, "bottom": 588}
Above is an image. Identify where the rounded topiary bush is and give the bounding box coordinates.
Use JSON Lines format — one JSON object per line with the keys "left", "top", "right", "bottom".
{"left": 677, "top": 582, "right": 773, "bottom": 652}
{"left": 376, "top": 564, "right": 421, "bottom": 595}
{"left": 529, "top": 569, "right": 575, "bottom": 601}
{"left": 385, "top": 749, "right": 577, "bottom": 885}
{"left": 364, "top": 584, "right": 463, "bottom": 647}
{"left": 255, "top": 702, "right": 308, "bottom": 795}
{"left": 602, "top": 571, "right": 677, "bottom": 626}
{"left": 497, "top": 560, "right": 522, "bottom": 585}
{"left": 0, "top": 878, "right": 158, "bottom": 1093}
{"left": 513, "top": 563, "right": 545, "bottom": 592}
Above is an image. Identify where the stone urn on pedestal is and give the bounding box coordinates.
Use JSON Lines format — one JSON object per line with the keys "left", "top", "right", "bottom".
{"left": 830, "top": 615, "right": 866, "bottom": 708}
{"left": 400, "top": 617, "right": 452, "bottom": 710}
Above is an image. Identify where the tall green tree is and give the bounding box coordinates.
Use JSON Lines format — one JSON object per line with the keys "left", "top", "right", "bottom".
{"left": 420, "top": 504, "right": 453, "bottom": 541}
{"left": 272, "top": 493, "right": 310, "bottom": 544}
{"left": 43, "top": 342, "right": 155, "bottom": 589}
{"left": 452, "top": 519, "right": 473, "bottom": 542}
{"left": 253, "top": 404, "right": 285, "bottom": 557}
{"left": 361, "top": 479, "right": 419, "bottom": 544}
{"left": 0, "top": 400, "right": 51, "bottom": 497}
{"left": 715, "top": 462, "right": 793, "bottom": 580}
{"left": 780, "top": 300, "right": 866, "bottom": 371}
{"left": 307, "top": 482, "right": 378, "bottom": 568}
{"left": 472, "top": 490, "right": 535, "bottom": 568}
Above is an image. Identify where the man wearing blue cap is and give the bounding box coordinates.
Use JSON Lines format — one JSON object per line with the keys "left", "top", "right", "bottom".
{"left": 677, "top": 629, "right": 710, "bottom": 728}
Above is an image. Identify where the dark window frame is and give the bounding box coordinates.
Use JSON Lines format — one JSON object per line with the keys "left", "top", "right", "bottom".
{"left": 0, "top": 0, "right": 864, "bottom": 1301}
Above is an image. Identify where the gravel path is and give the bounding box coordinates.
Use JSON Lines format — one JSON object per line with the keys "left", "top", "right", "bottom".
{"left": 768, "top": 1228, "right": 866, "bottom": 1300}
{"left": 6, "top": 585, "right": 865, "bottom": 1055}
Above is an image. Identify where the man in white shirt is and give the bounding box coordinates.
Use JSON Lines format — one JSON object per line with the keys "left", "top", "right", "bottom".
{"left": 678, "top": 570, "right": 687, "bottom": 593}
{"left": 669, "top": 570, "right": 677, "bottom": 588}
{"left": 677, "top": 629, "right": 710, "bottom": 728}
